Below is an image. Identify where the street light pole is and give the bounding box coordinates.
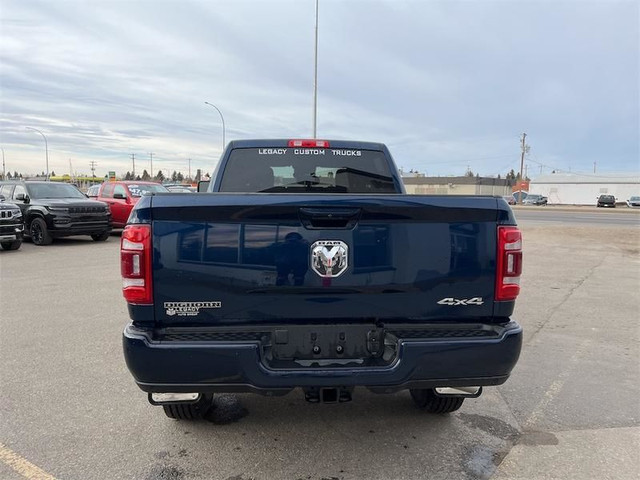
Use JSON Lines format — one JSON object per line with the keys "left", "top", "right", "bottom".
{"left": 26, "top": 127, "right": 49, "bottom": 180}
{"left": 312, "top": 0, "right": 319, "bottom": 138}
{"left": 204, "top": 102, "right": 226, "bottom": 153}
{"left": 1, "top": 147, "right": 5, "bottom": 180}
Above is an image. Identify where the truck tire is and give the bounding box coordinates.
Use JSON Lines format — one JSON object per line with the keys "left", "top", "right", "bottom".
{"left": 410, "top": 389, "right": 464, "bottom": 414}
{"left": 1, "top": 239, "right": 22, "bottom": 250}
{"left": 162, "top": 394, "right": 213, "bottom": 420}
{"left": 29, "top": 218, "right": 53, "bottom": 245}
{"left": 91, "top": 231, "right": 110, "bottom": 242}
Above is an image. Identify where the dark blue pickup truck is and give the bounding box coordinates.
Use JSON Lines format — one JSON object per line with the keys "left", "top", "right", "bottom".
{"left": 122, "top": 139, "right": 523, "bottom": 419}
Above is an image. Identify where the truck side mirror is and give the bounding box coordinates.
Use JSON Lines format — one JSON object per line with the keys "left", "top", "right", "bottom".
{"left": 114, "top": 192, "right": 126, "bottom": 200}
{"left": 15, "top": 193, "right": 27, "bottom": 202}
{"left": 197, "top": 181, "right": 210, "bottom": 193}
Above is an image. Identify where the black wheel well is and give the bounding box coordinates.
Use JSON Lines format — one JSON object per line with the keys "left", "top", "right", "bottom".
{"left": 26, "top": 212, "right": 46, "bottom": 228}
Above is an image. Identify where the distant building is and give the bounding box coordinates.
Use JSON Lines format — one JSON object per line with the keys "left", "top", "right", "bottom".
{"left": 402, "top": 176, "right": 512, "bottom": 196}
{"left": 529, "top": 173, "right": 640, "bottom": 205}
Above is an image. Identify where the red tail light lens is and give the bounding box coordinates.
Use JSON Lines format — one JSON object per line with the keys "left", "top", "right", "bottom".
{"left": 288, "top": 139, "right": 330, "bottom": 148}
{"left": 121, "top": 224, "right": 153, "bottom": 304}
{"left": 495, "top": 226, "right": 523, "bottom": 301}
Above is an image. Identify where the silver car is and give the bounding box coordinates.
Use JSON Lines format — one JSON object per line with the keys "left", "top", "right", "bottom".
{"left": 626, "top": 196, "right": 640, "bottom": 208}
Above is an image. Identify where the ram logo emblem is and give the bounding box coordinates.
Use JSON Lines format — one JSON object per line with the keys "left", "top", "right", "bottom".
{"left": 311, "top": 240, "right": 348, "bottom": 278}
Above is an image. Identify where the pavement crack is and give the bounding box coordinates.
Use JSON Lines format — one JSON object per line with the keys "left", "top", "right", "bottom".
{"left": 525, "top": 255, "right": 607, "bottom": 347}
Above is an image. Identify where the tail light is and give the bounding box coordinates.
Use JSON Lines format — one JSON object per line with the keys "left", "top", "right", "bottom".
{"left": 495, "top": 226, "right": 523, "bottom": 301}
{"left": 288, "top": 139, "right": 330, "bottom": 148}
{"left": 121, "top": 224, "right": 153, "bottom": 304}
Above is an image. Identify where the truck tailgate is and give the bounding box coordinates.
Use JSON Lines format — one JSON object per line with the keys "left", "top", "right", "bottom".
{"left": 149, "top": 194, "right": 509, "bottom": 326}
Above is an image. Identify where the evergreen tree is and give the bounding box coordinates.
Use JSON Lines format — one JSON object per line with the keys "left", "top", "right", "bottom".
{"left": 195, "top": 169, "right": 202, "bottom": 182}
{"left": 51, "top": 171, "right": 56, "bottom": 177}
{"left": 135, "top": 175, "right": 141, "bottom": 181}
{"left": 155, "top": 170, "right": 165, "bottom": 182}
{"left": 141, "top": 170, "right": 151, "bottom": 181}
{"left": 171, "top": 171, "right": 178, "bottom": 182}
{"left": 176, "top": 172, "right": 184, "bottom": 182}
{"left": 124, "top": 171, "right": 132, "bottom": 180}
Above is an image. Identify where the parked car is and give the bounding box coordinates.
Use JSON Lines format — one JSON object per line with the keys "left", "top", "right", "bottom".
{"left": 512, "top": 191, "right": 527, "bottom": 203}
{"left": 86, "top": 184, "right": 101, "bottom": 198}
{"left": 597, "top": 194, "right": 616, "bottom": 208}
{"left": 97, "top": 181, "right": 169, "bottom": 228}
{"left": 0, "top": 193, "right": 24, "bottom": 250}
{"left": 502, "top": 195, "right": 516, "bottom": 205}
{"left": 626, "top": 196, "right": 640, "bottom": 208}
{"left": 0, "top": 181, "right": 112, "bottom": 245}
{"left": 522, "top": 194, "right": 548, "bottom": 205}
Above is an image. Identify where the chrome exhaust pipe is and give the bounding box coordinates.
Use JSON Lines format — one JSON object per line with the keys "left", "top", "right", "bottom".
{"left": 148, "top": 393, "right": 201, "bottom": 405}
{"left": 434, "top": 386, "right": 482, "bottom": 398}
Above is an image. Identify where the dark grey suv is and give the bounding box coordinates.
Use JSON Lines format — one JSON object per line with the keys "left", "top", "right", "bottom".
{"left": 597, "top": 195, "right": 616, "bottom": 208}
{"left": 0, "top": 193, "right": 23, "bottom": 250}
{"left": 0, "top": 181, "right": 112, "bottom": 245}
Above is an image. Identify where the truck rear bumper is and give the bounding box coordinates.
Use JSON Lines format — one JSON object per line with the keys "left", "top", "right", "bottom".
{"left": 123, "top": 321, "right": 522, "bottom": 394}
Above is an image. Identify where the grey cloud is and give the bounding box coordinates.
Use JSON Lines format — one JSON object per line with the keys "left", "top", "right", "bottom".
{"left": 1, "top": 0, "right": 637, "bottom": 177}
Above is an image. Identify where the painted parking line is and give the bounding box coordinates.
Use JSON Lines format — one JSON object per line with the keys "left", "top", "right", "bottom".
{"left": 0, "top": 443, "right": 59, "bottom": 480}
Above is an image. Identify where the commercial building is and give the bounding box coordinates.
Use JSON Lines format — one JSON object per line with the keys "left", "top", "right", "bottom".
{"left": 529, "top": 173, "right": 640, "bottom": 205}
{"left": 402, "top": 176, "right": 512, "bottom": 196}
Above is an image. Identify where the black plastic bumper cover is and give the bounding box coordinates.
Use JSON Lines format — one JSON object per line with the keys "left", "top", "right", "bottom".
{"left": 123, "top": 321, "right": 522, "bottom": 394}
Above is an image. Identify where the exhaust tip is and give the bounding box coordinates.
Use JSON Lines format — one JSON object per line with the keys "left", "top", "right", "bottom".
{"left": 434, "top": 387, "right": 482, "bottom": 398}
{"left": 149, "top": 393, "right": 200, "bottom": 405}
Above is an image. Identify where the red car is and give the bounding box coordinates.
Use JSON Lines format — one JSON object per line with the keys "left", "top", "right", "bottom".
{"left": 97, "top": 181, "right": 169, "bottom": 227}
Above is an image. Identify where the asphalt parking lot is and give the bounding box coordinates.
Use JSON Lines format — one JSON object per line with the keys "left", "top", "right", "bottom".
{"left": 1, "top": 214, "right": 639, "bottom": 480}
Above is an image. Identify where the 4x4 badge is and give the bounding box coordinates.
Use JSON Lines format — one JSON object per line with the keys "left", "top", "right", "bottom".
{"left": 437, "top": 297, "right": 484, "bottom": 306}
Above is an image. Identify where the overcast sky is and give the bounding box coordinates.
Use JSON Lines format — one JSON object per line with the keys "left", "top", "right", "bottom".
{"left": 1, "top": 0, "right": 638, "bottom": 179}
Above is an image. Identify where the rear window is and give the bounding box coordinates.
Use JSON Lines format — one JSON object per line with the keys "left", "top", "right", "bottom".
{"left": 600, "top": 195, "right": 614, "bottom": 200}
{"left": 218, "top": 148, "right": 398, "bottom": 193}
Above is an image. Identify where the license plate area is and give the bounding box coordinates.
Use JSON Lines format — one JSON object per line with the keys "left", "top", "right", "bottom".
{"left": 270, "top": 325, "right": 385, "bottom": 361}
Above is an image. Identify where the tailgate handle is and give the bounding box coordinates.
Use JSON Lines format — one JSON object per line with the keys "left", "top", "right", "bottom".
{"left": 298, "top": 207, "right": 361, "bottom": 229}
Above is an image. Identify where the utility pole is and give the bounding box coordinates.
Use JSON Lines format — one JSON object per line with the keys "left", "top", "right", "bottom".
{"left": 1, "top": 147, "right": 5, "bottom": 180}
{"left": 593, "top": 161, "right": 596, "bottom": 174}
{"left": 518, "top": 133, "right": 527, "bottom": 204}
{"left": 525, "top": 164, "right": 528, "bottom": 180}
{"left": 312, "top": 0, "right": 319, "bottom": 138}
{"left": 131, "top": 153, "right": 136, "bottom": 178}
{"left": 149, "top": 152, "right": 154, "bottom": 178}
{"left": 188, "top": 158, "right": 191, "bottom": 181}
{"left": 90, "top": 160, "right": 97, "bottom": 183}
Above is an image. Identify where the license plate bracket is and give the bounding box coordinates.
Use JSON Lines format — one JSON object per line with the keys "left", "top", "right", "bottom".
{"left": 271, "top": 324, "right": 384, "bottom": 360}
